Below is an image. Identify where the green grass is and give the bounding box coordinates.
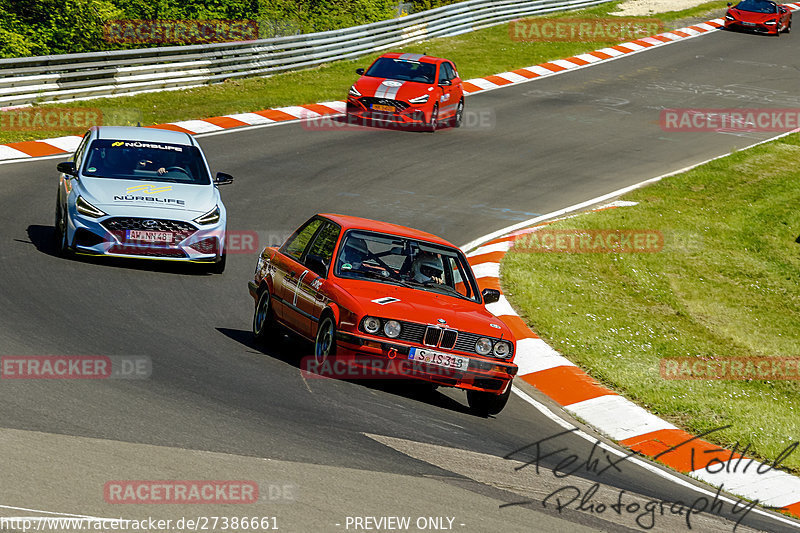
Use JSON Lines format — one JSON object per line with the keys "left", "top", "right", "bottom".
{"left": 502, "top": 135, "right": 800, "bottom": 473}
{"left": 0, "top": 0, "right": 729, "bottom": 144}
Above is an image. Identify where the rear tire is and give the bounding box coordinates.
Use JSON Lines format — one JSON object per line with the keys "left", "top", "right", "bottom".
{"left": 467, "top": 385, "right": 511, "bottom": 417}
{"left": 253, "top": 288, "right": 275, "bottom": 341}
{"left": 452, "top": 99, "right": 464, "bottom": 128}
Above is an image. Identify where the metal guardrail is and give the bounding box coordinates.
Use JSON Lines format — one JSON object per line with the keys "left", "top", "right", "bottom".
{"left": 0, "top": 0, "right": 612, "bottom": 107}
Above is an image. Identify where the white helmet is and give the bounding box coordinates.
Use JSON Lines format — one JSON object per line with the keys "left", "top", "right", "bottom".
{"left": 412, "top": 253, "right": 443, "bottom": 283}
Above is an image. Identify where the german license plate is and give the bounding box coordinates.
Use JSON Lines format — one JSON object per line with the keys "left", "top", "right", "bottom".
{"left": 371, "top": 104, "right": 395, "bottom": 112}
{"left": 408, "top": 348, "right": 469, "bottom": 370}
{"left": 126, "top": 230, "right": 173, "bottom": 243}
{"left": 743, "top": 21, "right": 756, "bottom": 26}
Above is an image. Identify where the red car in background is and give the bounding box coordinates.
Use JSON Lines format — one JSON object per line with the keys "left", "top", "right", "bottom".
{"left": 725, "top": 0, "right": 792, "bottom": 35}
{"left": 346, "top": 53, "right": 464, "bottom": 131}
{"left": 248, "top": 213, "right": 517, "bottom": 416}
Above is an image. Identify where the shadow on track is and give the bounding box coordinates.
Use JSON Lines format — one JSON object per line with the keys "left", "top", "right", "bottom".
{"left": 217, "top": 326, "right": 473, "bottom": 416}
{"left": 24, "top": 224, "right": 212, "bottom": 276}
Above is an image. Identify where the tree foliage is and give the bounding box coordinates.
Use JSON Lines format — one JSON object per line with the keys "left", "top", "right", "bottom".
{"left": 0, "top": 0, "right": 409, "bottom": 58}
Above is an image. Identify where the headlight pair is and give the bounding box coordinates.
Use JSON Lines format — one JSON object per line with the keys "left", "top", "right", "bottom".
{"left": 362, "top": 316, "right": 401, "bottom": 338}
{"left": 475, "top": 337, "right": 513, "bottom": 359}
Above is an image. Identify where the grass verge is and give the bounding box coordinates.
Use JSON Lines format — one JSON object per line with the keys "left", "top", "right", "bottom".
{"left": 0, "top": 0, "right": 728, "bottom": 144}
{"left": 502, "top": 134, "right": 800, "bottom": 473}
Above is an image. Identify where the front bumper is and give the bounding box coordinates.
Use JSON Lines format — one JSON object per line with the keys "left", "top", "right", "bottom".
{"left": 346, "top": 99, "right": 430, "bottom": 126}
{"left": 724, "top": 19, "right": 779, "bottom": 33}
{"left": 66, "top": 207, "right": 225, "bottom": 262}
{"left": 324, "top": 331, "right": 517, "bottom": 394}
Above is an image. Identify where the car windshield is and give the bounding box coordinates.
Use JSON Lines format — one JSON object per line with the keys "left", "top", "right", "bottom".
{"left": 334, "top": 230, "right": 481, "bottom": 302}
{"left": 734, "top": 0, "right": 778, "bottom": 12}
{"left": 364, "top": 58, "right": 436, "bottom": 84}
{"left": 81, "top": 139, "right": 211, "bottom": 184}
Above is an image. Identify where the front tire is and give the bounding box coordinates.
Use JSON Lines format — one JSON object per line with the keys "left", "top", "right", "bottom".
{"left": 467, "top": 385, "right": 511, "bottom": 417}
{"left": 54, "top": 195, "right": 71, "bottom": 257}
{"left": 253, "top": 288, "right": 275, "bottom": 341}
{"left": 315, "top": 314, "right": 337, "bottom": 365}
{"left": 209, "top": 250, "right": 226, "bottom": 274}
{"left": 426, "top": 104, "right": 438, "bottom": 133}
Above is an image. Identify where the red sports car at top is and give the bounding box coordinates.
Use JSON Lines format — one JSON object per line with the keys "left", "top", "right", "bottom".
{"left": 248, "top": 213, "right": 517, "bottom": 416}
{"left": 346, "top": 53, "right": 464, "bottom": 131}
{"left": 725, "top": 0, "right": 792, "bottom": 35}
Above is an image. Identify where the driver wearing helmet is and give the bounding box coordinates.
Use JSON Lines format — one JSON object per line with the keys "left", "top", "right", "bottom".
{"left": 340, "top": 236, "right": 370, "bottom": 272}
{"left": 410, "top": 252, "right": 444, "bottom": 284}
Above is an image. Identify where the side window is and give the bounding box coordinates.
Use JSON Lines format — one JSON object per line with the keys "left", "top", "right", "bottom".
{"left": 305, "top": 222, "right": 341, "bottom": 277}
{"left": 74, "top": 132, "right": 91, "bottom": 169}
{"left": 448, "top": 257, "right": 470, "bottom": 298}
{"left": 447, "top": 62, "right": 458, "bottom": 80}
{"left": 438, "top": 63, "right": 448, "bottom": 84}
{"left": 281, "top": 219, "right": 322, "bottom": 261}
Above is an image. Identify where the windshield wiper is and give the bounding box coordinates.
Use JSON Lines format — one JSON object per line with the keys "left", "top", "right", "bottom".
{"left": 406, "top": 279, "right": 472, "bottom": 300}
{"left": 352, "top": 270, "right": 413, "bottom": 288}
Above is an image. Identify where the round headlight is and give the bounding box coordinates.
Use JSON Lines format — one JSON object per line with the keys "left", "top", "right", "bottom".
{"left": 475, "top": 337, "right": 492, "bottom": 355}
{"left": 384, "top": 320, "right": 401, "bottom": 338}
{"left": 363, "top": 316, "right": 381, "bottom": 334}
{"left": 493, "top": 341, "right": 512, "bottom": 358}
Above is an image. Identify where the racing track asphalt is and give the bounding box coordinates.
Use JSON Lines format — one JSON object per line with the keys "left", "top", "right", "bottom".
{"left": 1, "top": 27, "right": 799, "bottom": 532}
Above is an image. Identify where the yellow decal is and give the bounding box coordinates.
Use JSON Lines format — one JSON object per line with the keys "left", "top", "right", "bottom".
{"left": 125, "top": 184, "right": 173, "bottom": 194}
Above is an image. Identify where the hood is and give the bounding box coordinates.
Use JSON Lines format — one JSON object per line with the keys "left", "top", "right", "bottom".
{"left": 354, "top": 77, "right": 435, "bottom": 101}
{"left": 78, "top": 177, "right": 217, "bottom": 214}
{"left": 337, "top": 279, "right": 513, "bottom": 340}
{"left": 729, "top": 8, "right": 780, "bottom": 21}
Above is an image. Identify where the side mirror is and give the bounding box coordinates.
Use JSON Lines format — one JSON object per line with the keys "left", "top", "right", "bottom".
{"left": 305, "top": 254, "right": 328, "bottom": 278}
{"left": 439, "top": 79, "right": 452, "bottom": 86}
{"left": 482, "top": 288, "right": 500, "bottom": 304}
{"left": 355, "top": 68, "right": 365, "bottom": 75}
{"left": 57, "top": 161, "right": 76, "bottom": 176}
{"left": 214, "top": 172, "right": 234, "bottom": 185}
{"left": 727, "top": 2, "right": 731, "bottom": 5}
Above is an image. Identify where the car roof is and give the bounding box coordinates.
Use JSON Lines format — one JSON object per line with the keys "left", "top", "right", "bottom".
{"left": 318, "top": 213, "right": 458, "bottom": 249}
{"left": 90, "top": 126, "right": 197, "bottom": 147}
{"left": 378, "top": 53, "right": 446, "bottom": 64}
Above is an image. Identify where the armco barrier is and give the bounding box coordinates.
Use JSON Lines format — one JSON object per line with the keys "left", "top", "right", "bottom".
{"left": 0, "top": 0, "right": 612, "bottom": 107}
